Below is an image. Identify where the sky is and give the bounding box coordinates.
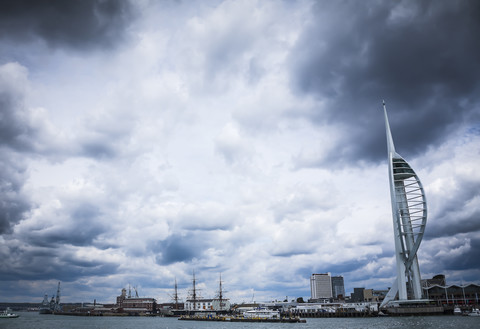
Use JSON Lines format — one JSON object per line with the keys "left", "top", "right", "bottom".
{"left": 0, "top": 0, "right": 479, "bottom": 304}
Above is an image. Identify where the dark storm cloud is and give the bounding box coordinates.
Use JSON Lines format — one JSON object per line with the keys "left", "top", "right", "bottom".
{"left": 319, "top": 259, "right": 367, "bottom": 275}
{"left": 26, "top": 203, "right": 107, "bottom": 248}
{"left": 0, "top": 245, "right": 118, "bottom": 281}
{"left": 423, "top": 238, "right": 480, "bottom": 274}
{"left": 0, "top": 63, "right": 35, "bottom": 234}
{"left": 0, "top": 153, "right": 30, "bottom": 234}
{"left": 0, "top": 0, "right": 134, "bottom": 51}
{"left": 154, "top": 233, "right": 207, "bottom": 265}
{"left": 296, "top": 258, "right": 372, "bottom": 280}
{"left": 289, "top": 0, "right": 480, "bottom": 164}
{"left": 426, "top": 179, "right": 480, "bottom": 239}
{"left": 444, "top": 240, "right": 480, "bottom": 272}
{"left": 0, "top": 65, "right": 37, "bottom": 151}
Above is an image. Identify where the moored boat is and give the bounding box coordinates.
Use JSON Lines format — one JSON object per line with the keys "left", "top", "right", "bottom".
{"left": 243, "top": 308, "right": 280, "bottom": 319}
{"left": 0, "top": 308, "right": 19, "bottom": 318}
{"left": 467, "top": 308, "right": 480, "bottom": 316}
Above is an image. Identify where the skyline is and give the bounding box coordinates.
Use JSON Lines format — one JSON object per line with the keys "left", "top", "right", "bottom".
{"left": 1, "top": 0, "right": 480, "bottom": 304}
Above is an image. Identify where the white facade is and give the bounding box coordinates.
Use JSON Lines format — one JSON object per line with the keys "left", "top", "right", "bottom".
{"left": 184, "top": 298, "right": 213, "bottom": 311}
{"left": 310, "top": 273, "right": 333, "bottom": 299}
{"left": 184, "top": 298, "right": 230, "bottom": 311}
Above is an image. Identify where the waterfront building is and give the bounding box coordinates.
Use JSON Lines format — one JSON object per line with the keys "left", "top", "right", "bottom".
{"left": 350, "top": 288, "right": 365, "bottom": 302}
{"left": 184, "top": 298, "right": 213, "bottom": 311}
{"left": 423, "top": 283, "right": 480, "bottom": 305}
{"left": 184, "top": 297, "right": 231, "bottom": 311}
{"left": 115, "top": 288, "right": 156, "bottom": 313}
{"left": 310, "top": 273, "right": 333, "bottom": 300}
{"left": 380, "top": 102, "right": 428, "bottom": 307}
{"left": 331, "top": 276, "right": 345, "bottom": 299}
{"left": 350, "top": 287, "right": 388, "bottom": 303}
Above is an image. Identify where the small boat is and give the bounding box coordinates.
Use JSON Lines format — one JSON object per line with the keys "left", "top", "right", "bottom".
{"left": 467, "top": 308, "right": 480, "bottom": 317}
{"left": 0, "top": 308, "right": 19, "bottom": 318}
{"left": 453, "top": 307, "right": 462, "bottom": 315}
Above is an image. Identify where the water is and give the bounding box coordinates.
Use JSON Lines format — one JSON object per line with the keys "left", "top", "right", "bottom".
{"left": 1, "top": 313, "right": 479, "bottom": 329}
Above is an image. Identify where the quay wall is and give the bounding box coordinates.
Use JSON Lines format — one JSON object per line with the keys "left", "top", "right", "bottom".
{"left": 285, "top": 311, "right": 374, "bottom": 318}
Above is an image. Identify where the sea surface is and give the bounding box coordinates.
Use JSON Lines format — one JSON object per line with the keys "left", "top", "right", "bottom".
{"left": 1, "top": 312, "right": 479, "bottom": 329}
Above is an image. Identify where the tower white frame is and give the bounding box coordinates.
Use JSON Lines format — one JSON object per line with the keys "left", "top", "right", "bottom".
{"left": 380, "top": 102, "right": 427, "bottom": 307}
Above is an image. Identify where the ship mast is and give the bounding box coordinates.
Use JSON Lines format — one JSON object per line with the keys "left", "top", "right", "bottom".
{"left": 173, "top": 278, "right": 179, "bottom": 310}
{"left": 218, "top": 273, "right": 224, "bottom": 310}
{"left": 192, "top": 270, "right": 197, "bottom": 310}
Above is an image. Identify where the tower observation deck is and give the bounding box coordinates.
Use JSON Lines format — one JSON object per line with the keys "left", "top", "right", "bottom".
{"left": 380, "top": 102, "right": 428, "bottom": 308}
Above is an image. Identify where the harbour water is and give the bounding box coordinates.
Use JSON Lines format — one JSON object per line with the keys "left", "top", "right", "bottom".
{"left": 1, "top": 313, "right": 479, "bottom": 329}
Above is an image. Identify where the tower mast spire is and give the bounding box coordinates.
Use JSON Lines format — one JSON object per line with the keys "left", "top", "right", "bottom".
{"left": 383, "top": 100, "right": 396, "bottom": 156}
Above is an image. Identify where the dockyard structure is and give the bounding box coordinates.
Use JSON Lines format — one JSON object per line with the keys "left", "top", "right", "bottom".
{"left": 310, "top": 273, "right": 333, "bottom": 300}
{"left": 39, "top": 282, "right": 62, "bottom": 314}
{"left": 115, "top": 288, "right": 156, "bottom": 313}
{"left": 380, "top": 102, "right": 428, "bottom": 308}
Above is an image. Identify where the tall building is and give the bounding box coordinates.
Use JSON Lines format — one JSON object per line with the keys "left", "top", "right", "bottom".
{"left": 380, "top": 102, "right": 427, "bottom": 307}
{"left": 331, "top": 276, "right": 345, "bottom": 299}
{"left": 310, "top": 273, "right": 332, "bottom": 300}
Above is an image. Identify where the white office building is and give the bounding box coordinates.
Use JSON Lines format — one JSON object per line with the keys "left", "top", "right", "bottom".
{"left": 310, "top": 273, "right": 333, "bottom": 300}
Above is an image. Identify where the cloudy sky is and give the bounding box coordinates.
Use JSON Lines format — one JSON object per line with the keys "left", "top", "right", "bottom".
{"left": 1, "top": 0, "right": 479, "bottom": 304}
